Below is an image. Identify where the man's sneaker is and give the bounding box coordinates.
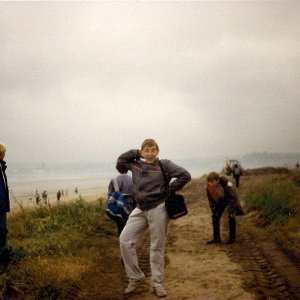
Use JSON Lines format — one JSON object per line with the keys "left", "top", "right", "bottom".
{"left": 124, "top": 277, "right": 145, "bottom": 294}
{"left": 206, "top": 238, "right": 222, "bottom": 244}
{"left": 153, "top": 285, "right": 167, "bottom": 298}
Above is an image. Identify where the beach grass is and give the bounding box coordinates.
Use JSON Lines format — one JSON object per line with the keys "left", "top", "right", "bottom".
{"left": 1, "top": 197, "right": 120, "bottom": 299}
{"left": 244, "top": 171, "right": 300, "bottom": 235}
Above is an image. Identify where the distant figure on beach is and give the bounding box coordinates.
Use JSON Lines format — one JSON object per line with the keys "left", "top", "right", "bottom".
{"left": 0, "top": 141, "right": 11, "bottom": 266}
{"left": 206, "top": 172, "right": 244, "bottom": 245}
{"left": 75, "top": 187, "right": 78, "bottom": 194}
{"left": 42, "top": 191, "right": 48, "bottom": 205}
{"left": 107, "top": 167, "right": 134, "bottom": 236}
{"left": 296, "top": 163, "right": 300, "bottom": 171}
{"left": 35, "top": 190, "right": 41, "bottom": 205}
{"left": 57, "top": 190, "right": 61, "bottom": 202}
{"left": 232, "top": 163, "right": 241, "bottom": 188}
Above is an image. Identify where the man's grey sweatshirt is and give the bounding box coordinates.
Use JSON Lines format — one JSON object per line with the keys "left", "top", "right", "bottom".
{"left": 116, "top": 149, "right": 191, "bottom": 211}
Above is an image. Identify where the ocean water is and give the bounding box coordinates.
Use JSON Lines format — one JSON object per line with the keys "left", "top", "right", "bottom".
{"left": 7, "top": 162, "right": 116, "bottom": 197}
{"left": 6, "top": 159, "right": 224, "bottom": 198}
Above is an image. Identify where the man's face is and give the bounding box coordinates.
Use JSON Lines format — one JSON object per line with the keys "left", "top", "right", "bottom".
{"left": 140, "top": 145, "right": 159, "bottom": 164}
{"left": 208, "top": 178, "right": 219, "bottom": 188}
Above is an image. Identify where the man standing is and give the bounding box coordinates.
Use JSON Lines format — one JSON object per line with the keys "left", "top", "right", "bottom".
{"left": 0, "top": 141, "right": 10, "bottom": 265}
{"left": 117, "top": 139, "right": 191, "bottom": 297}
{"left": 232, "top": 163, "right": 241, "bottom": 188}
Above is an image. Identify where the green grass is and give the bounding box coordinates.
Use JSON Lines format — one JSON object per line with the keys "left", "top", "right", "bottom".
{"left": 1, "top": 197, "right": 119, "bottom": 299}
{"left": 244, "top": 176, "right": 298, "bottom": 225}
{"left": 293, "top": 170, "right": 300, "bottom": 186}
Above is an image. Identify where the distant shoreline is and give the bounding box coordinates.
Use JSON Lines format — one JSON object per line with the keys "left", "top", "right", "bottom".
{"left": 9, "top": 185, "right": 107, "bottom": 210}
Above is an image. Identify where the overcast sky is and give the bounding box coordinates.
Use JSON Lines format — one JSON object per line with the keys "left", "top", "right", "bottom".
{"left": 1, "top": 1, "right": 300, "bottom": 164}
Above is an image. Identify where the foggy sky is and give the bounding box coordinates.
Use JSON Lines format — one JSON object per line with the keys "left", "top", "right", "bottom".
{"left": 1, "top": 1, "right": 300, "bottom": 164}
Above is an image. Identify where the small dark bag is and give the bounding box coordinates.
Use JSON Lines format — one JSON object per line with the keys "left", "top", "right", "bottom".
{"left": 165, "top": 192, "right": 188, "bottom": 219}
{"left": 158, "top": 161, "right": 188, "bottom": 219}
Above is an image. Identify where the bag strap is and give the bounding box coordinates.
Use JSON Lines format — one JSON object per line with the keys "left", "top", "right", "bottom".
{"left": 158, "top": 160, "right": 169, "bottom": 196}
{"left": 158, "top": 160, "right": 167, "bottom": 183}
{"left": 112, "top": 177, "right": 119, "bottom": 192}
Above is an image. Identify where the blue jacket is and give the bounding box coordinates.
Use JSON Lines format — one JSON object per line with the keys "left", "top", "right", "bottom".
{"left": 0, "top": 160, "right": 10, "bottom": 213}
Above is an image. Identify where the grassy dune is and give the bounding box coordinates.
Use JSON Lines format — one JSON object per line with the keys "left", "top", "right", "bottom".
{"left": 244, "top": 169, "right": 300, "bottom": 229}
{"left": 1, "top": 198, "right": 120, "bottom": 299}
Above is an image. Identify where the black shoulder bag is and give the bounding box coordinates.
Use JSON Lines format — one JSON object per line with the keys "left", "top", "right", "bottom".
{"left": 158, "top": 160, "right": 188, "bottom": 219}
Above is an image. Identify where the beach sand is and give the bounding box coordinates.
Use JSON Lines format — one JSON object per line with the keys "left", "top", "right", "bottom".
{"left": 9, "top": 186, "right": 107, "bottom": 211}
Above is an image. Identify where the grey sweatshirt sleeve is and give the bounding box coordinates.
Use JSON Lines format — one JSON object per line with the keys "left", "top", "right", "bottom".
{"left": 116, "top": 149, "right": 140, "bottom": 172}
{"left": 162, "top": 159, "right": 191, "bottom": 192}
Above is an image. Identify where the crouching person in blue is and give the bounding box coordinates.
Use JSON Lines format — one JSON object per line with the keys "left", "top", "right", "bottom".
{"left": 206, "top": 172, "right": 244, "bottom": 245}
{"left": 117, "top": 139, "right": 191, "bottom": 297}
{"left": 0, "top": 142, "right": 10, "bottom": 266}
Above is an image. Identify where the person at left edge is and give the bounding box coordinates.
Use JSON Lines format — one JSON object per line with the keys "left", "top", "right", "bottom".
{"left": 0, "top": 141, "right": 10, "bottom": 264}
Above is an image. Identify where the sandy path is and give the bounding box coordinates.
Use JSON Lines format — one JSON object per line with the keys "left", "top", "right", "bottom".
{"left": 128, "top": 198, "right": 254, "bottom": 300}
{"left": 54, "top": 174, "right": 300, "bottom": 299}
{"left": 163, "top": 202, "right": 254, "bottom": 300}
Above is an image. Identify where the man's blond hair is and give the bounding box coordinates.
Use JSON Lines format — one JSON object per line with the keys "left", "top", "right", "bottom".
{"left": 141, "top": 139, "right": 159, "bottom": 151}
{"left": 0, "top": 142, "right": 6, "bottom": 153}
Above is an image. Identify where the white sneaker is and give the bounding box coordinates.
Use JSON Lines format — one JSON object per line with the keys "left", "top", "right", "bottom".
{"left": 124, "top": 277, "right": 145, "bottom": 294}
{"left": 153, "top": 285, "right": 167, "bottom": 297}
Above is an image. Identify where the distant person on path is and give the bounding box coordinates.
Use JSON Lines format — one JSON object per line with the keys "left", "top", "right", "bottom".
{"left": 75, "top": 187, "right": 78, "bottom": 194}
{"left": 232, "top": 163, "right": 241, "bottom": 188}
{"left": 57, "top": 190, "right": 61, "bottom": 202}
{"left": 0, "top": 141, "right": 11, "bottom": 265}
{"left": 42, "top": 191, "right": 48, "bottom": 205}
{"left": 107, "top": 168, "right": 134, "bottom": 236}
{"left": 35, "top": 190, "right": 41, "bottom": 205}
{"left": 206, "top": 172, "right": 244, "bottom": 244}
{"left": 296, "top": 163, "right": 300, "bottom": 171}
{"left": 117, "top": 139, "right": 191, "bottom": 297}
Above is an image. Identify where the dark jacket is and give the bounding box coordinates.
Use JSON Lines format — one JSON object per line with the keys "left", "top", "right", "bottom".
{"left": 116, "top": 149, "right": 191, "bottom": 211}
{"left": 0, "top": 160, "right": 10, "bottom": 213}
{"left": 207, "top": 176, "right": 242, "bottom": 215}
